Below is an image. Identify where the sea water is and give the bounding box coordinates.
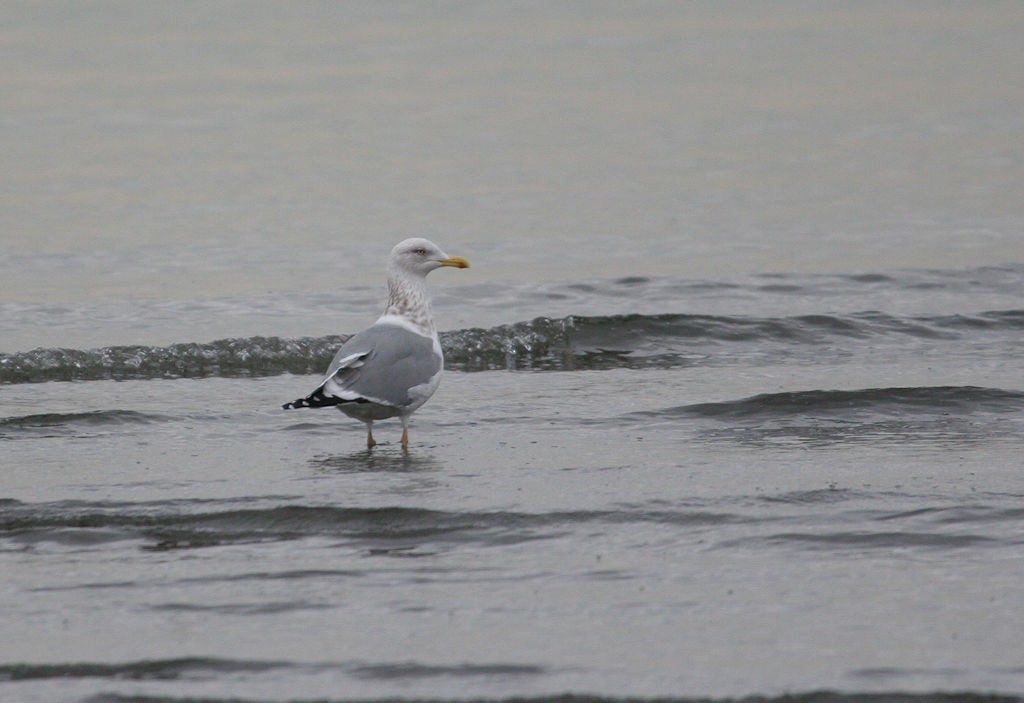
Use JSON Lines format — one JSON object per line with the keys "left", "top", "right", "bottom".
{"left": 2, "top": 3, "right": 1024, "bottom": 703}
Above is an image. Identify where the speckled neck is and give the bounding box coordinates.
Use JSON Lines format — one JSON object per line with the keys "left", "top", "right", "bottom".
{"left": 383, "top": 268, "right": 435, "bottom": 335}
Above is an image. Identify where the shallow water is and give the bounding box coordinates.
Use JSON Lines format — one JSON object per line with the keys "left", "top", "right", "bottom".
{"left": 3, "top": 3, "right": 1024, "bottom": 703}
{"left": 3, "top": 269, "right": 1024, "bottom": 702}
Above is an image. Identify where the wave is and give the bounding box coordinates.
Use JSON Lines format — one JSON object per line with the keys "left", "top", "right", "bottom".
{"left": 0, "top": 409, "right": 181, "bottom": 441}
{"left": 0, "top": 501, "right": 744, "bottom": 552}
{"left": 12, "top": 691, "right": 1024, "bottom": 703}
{"left": 0, "top": 657, "right": 289, "bottom": 682}
{"left": 0, "top": 335, "right": 346, "bottom": 384}
{"left": 3, "top": 496, "right": 1020, "bottom": 555}
{"left": 639, "top": 386, "right": 1024, "bottom": 421}
{"left": 2, "top": 385, "right": 1019, "bottom": 445}
{"left": 2, "top": 310, "right": 1022, "bottom": 383}
{"left": 20, "top": 656, "right": 1008, "bottom": 698}
{"left": 621, "top": 386, "right": 1024, "bottom": 447}
{"left": 3, "top": 661, "right": 1023, "bottom": 703}
{"left": 0, "top": 657, "right": 539, "bottom": 684}
{"left": 724, "top": 531, "right": 997, "bottom": 551}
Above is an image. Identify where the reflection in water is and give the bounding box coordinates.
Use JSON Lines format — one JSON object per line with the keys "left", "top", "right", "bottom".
{"left": 310, "top": 447, "right": 444, "bottom": 474}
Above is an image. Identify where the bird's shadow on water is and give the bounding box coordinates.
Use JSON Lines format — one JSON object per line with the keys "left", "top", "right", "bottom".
{"left": 310, "top": 447, "right": 444, "bottom": 474}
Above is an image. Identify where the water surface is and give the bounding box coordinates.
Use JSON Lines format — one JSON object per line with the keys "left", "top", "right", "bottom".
{"left": 2, "top": 3, "right": 1024, "bottom": 703}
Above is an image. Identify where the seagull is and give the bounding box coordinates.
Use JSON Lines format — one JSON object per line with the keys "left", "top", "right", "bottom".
{"left": 282, "top": 238, "right": 469, "bottom": 448}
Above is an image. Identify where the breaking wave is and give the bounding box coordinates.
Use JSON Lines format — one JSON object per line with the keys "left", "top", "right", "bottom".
{"left": 2, "top": 310, "right": 1021, "bottom": 383}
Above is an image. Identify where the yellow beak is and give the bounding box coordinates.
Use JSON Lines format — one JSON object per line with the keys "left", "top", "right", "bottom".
{"left": 439, "top": 256, "right": 470, "bottom": 269}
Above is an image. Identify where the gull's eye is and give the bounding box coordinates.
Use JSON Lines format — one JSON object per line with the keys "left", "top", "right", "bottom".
{"left": 412, "top": 248, "right": 428, "bottom": 256}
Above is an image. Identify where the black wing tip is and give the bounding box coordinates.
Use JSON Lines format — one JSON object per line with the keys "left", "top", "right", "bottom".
{"left": 280, "top": 392, "right": 327, "bottom": 409}
{"left": 282, "top": 389, "right": 341, "bottom": 410}
{"left": 282, "top": 392, "right": 373, "bottom": 410}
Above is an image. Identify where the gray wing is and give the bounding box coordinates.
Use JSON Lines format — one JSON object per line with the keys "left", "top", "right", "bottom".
{"left": 319, "top": 324, "right": 441, "bottom": 407}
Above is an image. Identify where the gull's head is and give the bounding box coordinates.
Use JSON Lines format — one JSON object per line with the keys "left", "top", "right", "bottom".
{"left": 389, "top": 238, "right": 469, "bottom": 278}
